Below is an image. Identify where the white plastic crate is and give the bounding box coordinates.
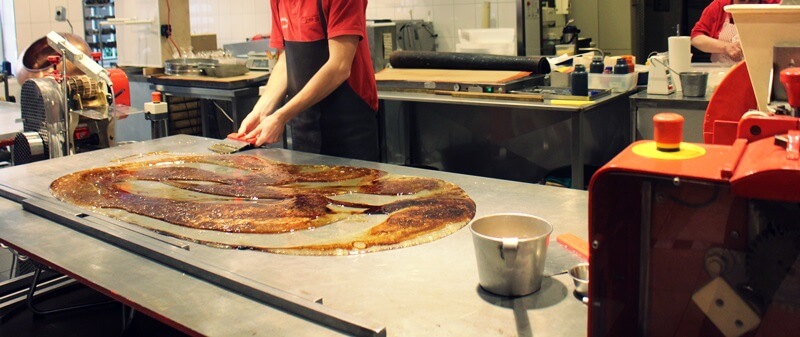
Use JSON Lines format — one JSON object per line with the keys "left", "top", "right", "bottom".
{"left": 588, "top": 73, "right": 637, "bottom": 92}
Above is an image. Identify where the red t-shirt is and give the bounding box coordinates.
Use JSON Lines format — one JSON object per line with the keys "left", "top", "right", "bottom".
{"left": 270, "top": 0, "right": 378, "bottom": 112}
{"left": 691, "top": 0, "right": 781, "bottom": 40}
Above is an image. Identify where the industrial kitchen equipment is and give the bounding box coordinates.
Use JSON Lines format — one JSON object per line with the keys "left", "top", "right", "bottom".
{"left": 14, "top": 31, "right": 130, "bottom": 165}
{"left": 588, "top": 4, "right": 800, "bottom": 336}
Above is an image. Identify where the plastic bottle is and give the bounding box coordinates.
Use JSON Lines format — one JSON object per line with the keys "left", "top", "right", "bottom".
{"left": 590, "top": 55, "right": 604, "bottom": 74}
{"left": 571, "top": 64, "right": 589, "bottom": 96}
{"left": 613, "top": 58, "right": 629, "bottom": 75}
{"left": 623, "top": 55, "right": 635, "bottom": 73}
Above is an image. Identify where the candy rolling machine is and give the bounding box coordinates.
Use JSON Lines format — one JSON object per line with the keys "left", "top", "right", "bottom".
{"left": 14, "top": 31, "right": 131, "bottom": 165}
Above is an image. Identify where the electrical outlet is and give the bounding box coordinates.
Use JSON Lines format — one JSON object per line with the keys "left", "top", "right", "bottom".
{"left": 55, "top": 6, "right": 66, "bottom": 21}
{"left": 160, "top": 24, "right": 172, "bottom": 38}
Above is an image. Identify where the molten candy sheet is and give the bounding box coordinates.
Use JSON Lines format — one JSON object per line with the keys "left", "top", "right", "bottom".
{"left": 50, "top": 154, "right": 476, "bottom": 255}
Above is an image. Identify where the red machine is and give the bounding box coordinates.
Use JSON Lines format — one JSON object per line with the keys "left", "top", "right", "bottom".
{"left": 588, "top": 62, "right": 800, "bottom": 337}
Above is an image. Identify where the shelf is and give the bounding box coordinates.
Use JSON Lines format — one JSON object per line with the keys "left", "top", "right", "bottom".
{"left": 84, "top": 0, "right": 117, "bottom": 68}
{"left": 85, "top": 3, "right": 113, "bottom": 8}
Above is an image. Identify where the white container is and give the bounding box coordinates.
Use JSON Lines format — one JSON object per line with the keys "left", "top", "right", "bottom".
{"left": 588, "top": 73, "right": 637, "bottom": 92}
{"left": 456, "top": 42, "right": 515, "bottom": 56}
{"left": 456, "top": 28, "right": 516, "bottom": 56}
{"left": 690, "top": 63, "right": 732, "bottom": 92}
{"left": 458, "top": 28, "right": 515, "bottom": 43}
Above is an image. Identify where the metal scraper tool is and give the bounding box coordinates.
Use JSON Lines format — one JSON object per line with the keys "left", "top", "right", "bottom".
{"left": 209, "top": 133, "right": 257, "bottom": 154}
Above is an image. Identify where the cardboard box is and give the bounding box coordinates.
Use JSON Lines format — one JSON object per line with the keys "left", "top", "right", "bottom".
{"left": 192, "top": 34, "right": 218, "bottom": 53}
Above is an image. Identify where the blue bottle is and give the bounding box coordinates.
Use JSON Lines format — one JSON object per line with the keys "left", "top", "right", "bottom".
{"left": 590, "top": 55, "right": 604, "bottom": 74}
{"left": 571, "top": 64, "right": 588, "bottom": 96}
{"left": 613, "top": 58, "right": 629, "bottom": 74}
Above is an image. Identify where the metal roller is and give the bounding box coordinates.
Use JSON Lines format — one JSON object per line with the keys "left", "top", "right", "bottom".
{"left": 67, "top": 75, "right": 101, "bottom": 100}
{"left": 12, "top": 131, "right": 47, "bottom": 165}
{"left": 388, "top": 50, "right": 551, "bottom": 74}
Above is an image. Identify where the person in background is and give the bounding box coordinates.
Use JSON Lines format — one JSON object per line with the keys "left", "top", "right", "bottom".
{"left": 690, "top": 0, "right": 781, "bottom": 64}
{"left": 237, "top": 0, "right": 379, "bottom": 161}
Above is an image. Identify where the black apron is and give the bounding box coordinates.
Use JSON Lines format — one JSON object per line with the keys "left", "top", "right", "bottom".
{"left": 283, "top": 0, "right": 379, "bottom": 161}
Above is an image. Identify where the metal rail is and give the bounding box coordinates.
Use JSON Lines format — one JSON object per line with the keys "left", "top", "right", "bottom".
{"left": 21, "top": 195, "right": 386, "bottom": 337}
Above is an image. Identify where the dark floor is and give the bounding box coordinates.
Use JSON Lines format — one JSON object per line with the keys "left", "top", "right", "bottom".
{"left": 0, "top": 252, "right": 188, "bottom": 337}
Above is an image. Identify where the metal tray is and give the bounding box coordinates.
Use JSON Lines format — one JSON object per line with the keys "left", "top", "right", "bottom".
{"left": 164, "top": 58, "right": 219, "bottom": 76}
{"left": 511, "top": 86, "right": 611, "bottom": 101}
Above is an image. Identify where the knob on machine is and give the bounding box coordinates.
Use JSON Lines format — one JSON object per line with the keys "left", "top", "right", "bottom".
{"left": 653, "top": 112, "right": 684, "bottom": 152}
{"left": 780, "top": 67, "right": 800, "bottom": 116}
{"left": 630, "top": 112, "right": 706, "bottom": 160}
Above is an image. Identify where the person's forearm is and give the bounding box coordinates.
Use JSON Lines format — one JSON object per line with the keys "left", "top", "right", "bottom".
{"left": 691, "top": 35, "right": 728, "bottom": 54}
{"left": 272, "top": 61, "right": 349, "bottom": 122}
{"left": 271, "top": 36, "right": 358, "bottom": 123}
{"left": 253, "top": 53, "right": 289, "bottom": 117}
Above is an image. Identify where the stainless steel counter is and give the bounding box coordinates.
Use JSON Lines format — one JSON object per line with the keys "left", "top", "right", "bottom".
{"left": 0, "top": 101, "right": 22, "bottom": 142}
{"left": 629, "top": 90, "right": 712, "bottom": 142}
{"left": 0, "top": 135, "right": 589, "bottom": 336}
{"left": 379, "top": 90, "right": 635, "bottom": 189}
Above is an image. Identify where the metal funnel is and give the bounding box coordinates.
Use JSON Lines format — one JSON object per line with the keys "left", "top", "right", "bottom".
{"left": 726, "top": 4, "right": 800, "bottom": 112}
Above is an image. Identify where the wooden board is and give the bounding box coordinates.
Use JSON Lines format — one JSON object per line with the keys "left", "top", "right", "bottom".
{"left": 375, "top": 68, "right": 531, "bottom": 84}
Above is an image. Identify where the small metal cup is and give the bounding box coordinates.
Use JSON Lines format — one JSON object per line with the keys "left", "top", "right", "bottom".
{"left": 470, "top": 213, "right": 553, "bottom": 297}
{"left": 679, "top": 71, "right": 709, "bottom": 97}
{"left": 569, "top": 262, "right": 590, "bottom": 298}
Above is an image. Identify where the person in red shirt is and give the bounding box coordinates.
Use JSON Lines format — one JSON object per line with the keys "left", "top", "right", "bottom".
{"left": 238, "top": 0, "right": 379, "bottom": 161}
{"left": 690, "top": 0, "right": 781, "bottom": 64}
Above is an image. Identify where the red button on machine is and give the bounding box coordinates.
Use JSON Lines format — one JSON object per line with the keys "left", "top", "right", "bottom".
{"left": 653, "top": 112, "right": 684, "bottom": 152}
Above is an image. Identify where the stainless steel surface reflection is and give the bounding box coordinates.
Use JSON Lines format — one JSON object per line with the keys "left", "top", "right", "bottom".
{"left": 0, "top": 135, "right": 590, "bottom": 337}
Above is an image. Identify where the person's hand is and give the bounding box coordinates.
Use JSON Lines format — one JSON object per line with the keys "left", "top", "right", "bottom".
{"left": 724, "top": 41, "right": 743, "bottom": 61}
{"left": 236, "top": 109, "right": 263, "bottom": 138}
{"left": 243, "top": 112, "right": 287, "bottom": 146}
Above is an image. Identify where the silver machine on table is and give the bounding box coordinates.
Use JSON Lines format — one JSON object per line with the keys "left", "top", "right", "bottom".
{"left": 14, "top": 31, "right": 126, "bottom": 165}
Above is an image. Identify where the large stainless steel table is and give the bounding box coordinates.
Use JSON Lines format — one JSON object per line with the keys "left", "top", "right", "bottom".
{"left": 0, "top": 135, "right": 589, "bottom": 336}
{"left": 379, "top": 90, "right": 634, "bottom": 189}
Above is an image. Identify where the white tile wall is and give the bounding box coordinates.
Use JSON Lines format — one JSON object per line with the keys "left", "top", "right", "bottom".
{"left": 188, "top": 0, "right": 518, "bottom": 52}
{"left": 368, "top": 0, "right": 517, "bottom": 52}
{"left": 1, "top": 0, "right": 518, "bottom": 70}
{"left": 189, "top": 0, "right": 272, "bottom": 47}
{"left": 1, "top": 0, "right": 86, "bottom": 72}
